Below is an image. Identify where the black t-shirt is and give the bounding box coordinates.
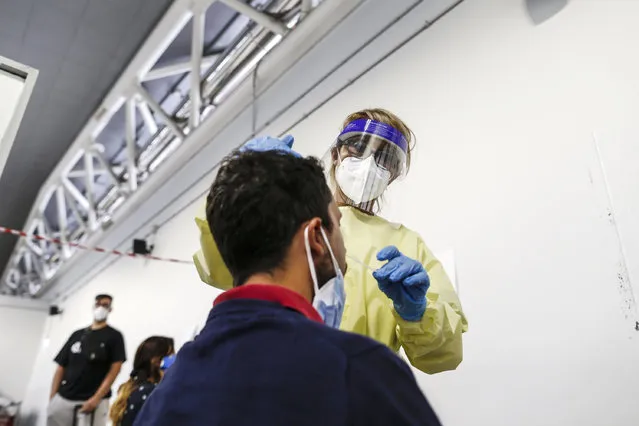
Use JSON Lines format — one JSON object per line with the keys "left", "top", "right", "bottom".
{"left": 119, "top": 382, "right": 156, "bottom": 426}
{"left": 55, "top": 325, "right": 126, "bottom": 401}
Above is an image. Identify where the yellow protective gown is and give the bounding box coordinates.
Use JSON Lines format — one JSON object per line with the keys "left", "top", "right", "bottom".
{"left": 193, "top": 204, "right": 468, "bottom": 374}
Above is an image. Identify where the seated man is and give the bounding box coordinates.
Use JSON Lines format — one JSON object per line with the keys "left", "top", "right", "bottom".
{"left": 134, "top": 150, "right": 441, "bottom": 426}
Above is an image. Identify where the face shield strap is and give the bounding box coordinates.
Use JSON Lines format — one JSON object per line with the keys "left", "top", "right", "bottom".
{"left": 338, "top": 119, "right": 408, "bottom": 153}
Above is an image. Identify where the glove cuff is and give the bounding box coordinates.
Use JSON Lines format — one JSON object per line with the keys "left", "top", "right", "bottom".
{"left": 394, "top": 303, "right": 426, "bottom": 322}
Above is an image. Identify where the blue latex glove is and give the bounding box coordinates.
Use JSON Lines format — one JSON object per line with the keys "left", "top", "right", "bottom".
{"left": 239, "top": 135, "right": 301, "bottom": 157}
{"left": 160, "top": 354, "right": 176, "bottom": 371}
{"left": 373, "top": 246, "right": 430, "bottom": 321}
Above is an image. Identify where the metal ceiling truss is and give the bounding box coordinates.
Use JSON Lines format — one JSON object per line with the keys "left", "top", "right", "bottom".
{"left": 2, "top": 0, "right": 318, "bottom": 296}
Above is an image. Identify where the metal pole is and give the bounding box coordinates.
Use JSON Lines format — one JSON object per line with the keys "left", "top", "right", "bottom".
{"left": 142, "top": 54, "right": 222, "bottom": 81}
{"left": 64, "top": 186, "right": 87, "bottom": 234}
{"left": 37, "top": 218, "right": 50, "bottom": 256}
{"left": 219, "top": 0, "right": 288, "bottom": 35}
{"left": 67, "top": 170, "right": 104, "bottom": 178}
{"left": 55, "top": 186, "right": 71, "bottom": 259}
{"left": 83, "top": 152, "right": 98, "bottom": 229}
{"left": 135, "top": 85, "right": 186, "bottom": 140}
{"left": 137, "top": 98, "right": 158, "bottom": 134}
{"left": 23, "top": 221, "right": 43, "bottom": 256}
{"left": 5, "top": 269, "right": 20, "bottom": 289}
{"left": 125, "top": 98, "right": 138, "bottom": 192}
{"left": 89, "top": 146, "right": 125, "bottom": 190}
{"left": 62, "top": 178, "right": 90, "bottom": 211}
{"left": 190, "top": 7, "right": 206, "bottom": 129}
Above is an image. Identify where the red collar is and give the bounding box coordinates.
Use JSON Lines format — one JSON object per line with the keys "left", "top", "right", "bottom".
{"left": 213, "top": 284, "right": 323, "bottom": 323}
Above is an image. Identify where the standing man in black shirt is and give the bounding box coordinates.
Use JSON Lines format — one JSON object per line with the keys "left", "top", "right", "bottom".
{"left": 47, "top": 294, "right": 126, "bottom": 426}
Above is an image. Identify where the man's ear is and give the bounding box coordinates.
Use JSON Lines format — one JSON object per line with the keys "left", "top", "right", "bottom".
{"left": 306, "top": 217, "right": 326, "bottom": 258}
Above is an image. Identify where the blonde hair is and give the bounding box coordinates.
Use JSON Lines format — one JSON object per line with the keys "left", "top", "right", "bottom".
{"left": 110, "top": 380, "right": 138, "bottom": 425}
{"left": 331, "top": 108, "right": 416, "bottom": 212}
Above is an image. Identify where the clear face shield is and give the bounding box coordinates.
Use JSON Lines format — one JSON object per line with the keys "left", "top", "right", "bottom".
{"left": 323, "top": 119, "right": 408, "bottom": 212}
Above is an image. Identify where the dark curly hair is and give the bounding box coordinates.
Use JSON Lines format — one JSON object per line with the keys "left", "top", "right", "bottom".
{"left": 206, "top": 150, "right": 333, "bottom": 286}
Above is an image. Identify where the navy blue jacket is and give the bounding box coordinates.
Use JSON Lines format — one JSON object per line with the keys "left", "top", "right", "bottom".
{"left": 134, "top": 285, "right": 441, "bottom": 426}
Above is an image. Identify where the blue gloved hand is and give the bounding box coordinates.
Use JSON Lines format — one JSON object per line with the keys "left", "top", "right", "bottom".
{"left": 373, "top": 246, "right": 430, "bottom": 321}
{"left": 160, "top": 354, "right": 176, "bottom": 371}
{"left": 240, "top": 135, "right": 301, "bottom": 157}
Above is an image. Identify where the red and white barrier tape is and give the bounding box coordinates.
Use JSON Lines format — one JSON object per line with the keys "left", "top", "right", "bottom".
{"left": 0, "top": 226, "right": 193, "bottom": 265}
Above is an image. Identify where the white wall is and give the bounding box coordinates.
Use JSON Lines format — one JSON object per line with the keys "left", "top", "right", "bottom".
{"left": 21, "top": 0, "right": 639, "bottom": 425}
{"left": 289, "top": 1, "right": 639, "bottom": 424}
{"left": 0, "top": 296, "right": 47, "bottom": 402}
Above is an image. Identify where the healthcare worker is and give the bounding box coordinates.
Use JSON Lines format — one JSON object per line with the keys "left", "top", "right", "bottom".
{"left": 194, "top": 108, "right": 468, "bottom": 374}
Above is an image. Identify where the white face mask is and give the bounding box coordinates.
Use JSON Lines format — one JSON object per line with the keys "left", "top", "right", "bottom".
{"left": 304, "top": 226, "right": 345, "bottom": 329}
{"left": 335, "top": 156, "right": 391, "bottom": 204}
{"left": 93, "top": 306, "right": 109, "bottom": 322}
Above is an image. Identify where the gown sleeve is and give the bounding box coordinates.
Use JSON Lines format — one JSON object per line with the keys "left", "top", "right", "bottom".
{"left": 193, "top": 202, "right": 234, "bottom": 291}
{"left": 395, "top": 236, "right": 469, "bottom": 374}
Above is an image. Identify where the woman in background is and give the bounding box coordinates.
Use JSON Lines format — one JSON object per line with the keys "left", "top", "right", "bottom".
{"left": 109, "top": 336, "right": 175, "bottom": 426}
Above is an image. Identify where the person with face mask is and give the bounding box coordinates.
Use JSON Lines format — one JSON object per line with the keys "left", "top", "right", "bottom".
{"left": 47, "top": 294, "right": 126, "bottom": 426}
{"left": 135, "top": 150, "right": 441, "bottom": 426}
{"left": 194, "top": 109, "right": 468, "bottom": 375}
{"left": 109, "top": 336, "right": 175, "bottom": 426}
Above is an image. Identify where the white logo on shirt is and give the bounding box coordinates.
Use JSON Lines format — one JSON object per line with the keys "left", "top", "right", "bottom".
{"left": 71, "top": 341, "right": 82, "bottom": 354}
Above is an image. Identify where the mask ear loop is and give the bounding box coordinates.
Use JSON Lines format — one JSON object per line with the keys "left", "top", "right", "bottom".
{"left": 304, "top": 226, "right": 320, "bottom": 297}
{"left": 335, "top": 147, "right": 344, "bottom": 165}
{"left": 319, "top": 228, "right": 342, "bottom": 276}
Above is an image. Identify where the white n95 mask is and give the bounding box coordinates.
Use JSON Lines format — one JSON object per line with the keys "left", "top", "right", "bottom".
{"left": 93, "top": 306, "right": 109, "bottom": 322}
{"left": 304, "top": 226, "right": 345, "bottom": 329}
{"left": 335, "top": 156, "right": 391, "bottom": 204}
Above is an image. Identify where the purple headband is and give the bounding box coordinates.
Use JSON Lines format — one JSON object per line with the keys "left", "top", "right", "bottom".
{"left": 338, "top": 119, "right": 408, "bottom": 153}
